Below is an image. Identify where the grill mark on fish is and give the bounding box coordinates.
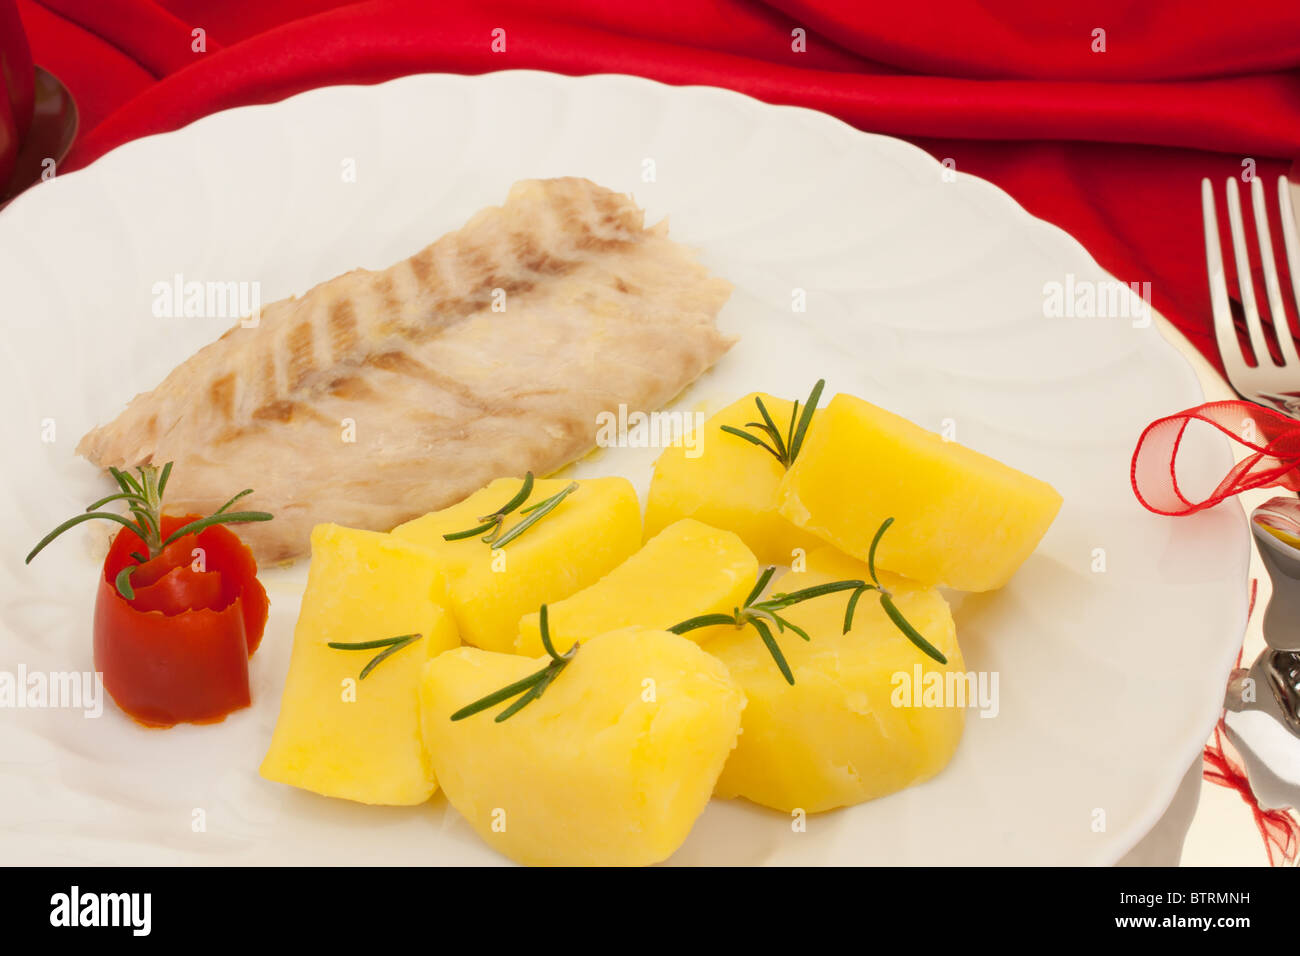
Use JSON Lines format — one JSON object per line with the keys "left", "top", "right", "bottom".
{"left": 209, "top": 374, "right": 236, "bottom": 421}
{"left": 286, "top": 321, "right": 316, "bottom": 391}
{"left": 253, "top": 400, "right": 296, "bottom": 423}
{"left": 328, "top": 299, "right": 358, "bottom": 360}
{"left": 408, "top": 249, "right": 434, "bottom": 285}
{"left": 259, "top": 353, "right": 277, "bottom": 410}
{"left": 374, "top": 274, "right": 400, "bottom": 317}
{"left": 76, "top": 178, "right": 735, "bottom": 562}
{"left": 363, "top": 350, "right": 490, "bottom": 411}
{"left": 327, "top": 374, "right": 376, "bottom": 401}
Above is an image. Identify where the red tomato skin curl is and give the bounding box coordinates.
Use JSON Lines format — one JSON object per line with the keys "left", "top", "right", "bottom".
{"left": 92, "top": 515, "right": 269, "bottom": 727}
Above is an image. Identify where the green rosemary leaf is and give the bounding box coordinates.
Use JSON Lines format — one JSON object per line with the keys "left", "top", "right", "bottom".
{"left": 495, "top": 472, "right": 535, "bottom": 517}
{"left": 442, "top": 520, "right": 498, "bottom": 541}
{"left": 787, "top": 379, "right": 824, "bottom": 464}
{"left": 450, "top": 668, "right": 549, "bottom": 721}
{"left": 762, "top": 579, "right": 864, "bottom": 609}
{"left": 357, "top": 634, "right": 422, "bottom": 680}
{"left": 842, "top": 585, "right": 868, "bottom": 634}
{"left": 128, "top": 551, "right": 147, "bottom": 563}
{"left": 109, "top": 466, "right": 144, "bottom": 497}
{"left": 161, "top": 511, "right": 274, "bottom": 548}
{"left": 744, "top": 420, "right": 789, "bottom": 454}
{"left": 536, "top": 604, "right": 573, "bottom": 663}
{"left": 129, "top": 505, "right": 159, "bottom": 540}
{"left": 744, "top": 566, "right": 777, "bottom": 607}
{"left": 26, "top": 511, "right": 146, "bottom": 564}
{"left": 328, "top": 633, "right": 424, "bottom": 679}
{"left": 749, "top": 616, "right": 794, "bottom": 685}
{"left": 85, "top": 491, "right": 148, "bottom": 512}
{"left": 879, "top": 593, "right": 947, "bottom": 664}
{"left": 786, "top": 400, "right": 800, "bottom": 456}
{"left": 213, "top": 488, "right": 254, "bottom": 515}
{"left": 668, "top": 612, "right": 740, "bottom": 634}
{"left": 156, "top": 461, "right": 174, "bottom": 499}
{"left": 773, "top": 613, "right": 811, "bottom": 643}
{"left": 752, "top": 396, "right": 789, "bottom": 462}
{"left": 328, "top": 634, "right": 420, "bottom": 651}
{"left": 867, "top": 517, "right": 893, "bottom": 587}
{"left": 492, "top": 482, "right": 578, "bottom": 549}
{"left": 114, "top": 564, "right": 138, "bottom": 600}
{"left": 494, "top": 663, "right": 565, "bottom": 722}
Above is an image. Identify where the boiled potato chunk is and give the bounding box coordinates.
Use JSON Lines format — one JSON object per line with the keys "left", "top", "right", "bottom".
{"left": 392, "top": 476, "right": 641, "bottom": 652}
{"left": 260, "top": 524, "right": 460, "bottom": 805}
{"left": 515, "top": 518, "right": 758, "bottom": 656}
{"left": 778, "top": 394, "right": 1061, "bottom": 591}
{"left": 644, "top": 393, "right": 824, "bottom": 566}
{"left": 421, "top": 628, "right": 746, "bottom": 866}
{"left": 710, "top": 555, "right": 965, "bottom": 813}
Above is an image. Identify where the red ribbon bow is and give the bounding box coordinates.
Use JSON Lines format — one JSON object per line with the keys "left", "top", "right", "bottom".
{"left": 1132, "top": 400, "right": 1300, "bottom": 515}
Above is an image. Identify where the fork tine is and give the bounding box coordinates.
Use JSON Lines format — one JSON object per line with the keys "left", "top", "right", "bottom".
{"left": 1278, "top": 175, "right": 1300, "bottom": 358}
{"left": 1250, "top": 176, "right": 1300, "bottom": 367}
{"left": 1203, "top": 178, "right": 1249, "bottom": 380}
{"left": 1225, "top": 177, "right": 1274, "bottom": 366}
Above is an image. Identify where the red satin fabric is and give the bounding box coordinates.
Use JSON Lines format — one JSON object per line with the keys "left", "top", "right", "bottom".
{"left": 13, "top": 0, "right": 1300, "bottom": 378}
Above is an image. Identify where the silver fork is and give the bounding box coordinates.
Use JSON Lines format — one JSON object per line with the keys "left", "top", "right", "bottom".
{"left": 1202, "top": 174, "right": 1300, "bottom": 414}
{"left": 1204, "top": 173, "right": 1300, "bottom": 792}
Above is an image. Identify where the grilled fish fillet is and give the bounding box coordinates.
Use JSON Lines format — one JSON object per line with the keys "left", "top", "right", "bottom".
{"left": 77, "top": 178, "right": 735, "bottom": 563}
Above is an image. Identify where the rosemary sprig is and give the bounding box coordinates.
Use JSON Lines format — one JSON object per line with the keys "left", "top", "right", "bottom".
{"left": 25, "top": 462, "right": 273, "bottom": 599}
{"left": 670, "top": 566, "right": 865, "bottom": 685}
{"left": 840, "top": 518, "right": 948, "bottom": 665}
{"left": 328, "top": 633, "right": 423, "bottom": 680}
{"left": 451, "top": 605, "right": 577, "bottom": 722}
{"left": 670, "top": 517, "right": 947, "bottom": 683}
{"left": 720, "top": 379, "right": 825, "bottom": 469}
{"left": 440, "top": 474, "right": 579, "bottom": 549}
{"left": 442, "top": 472, "right": 534, "bottom": 541}
{"left": 491, "top": 481, "right": 578, "bottom": 549}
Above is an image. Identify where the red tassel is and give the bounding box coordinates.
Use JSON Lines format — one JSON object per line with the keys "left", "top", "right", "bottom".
{"left": 1201, "top": 580, "right": 1300, "bottom": 867}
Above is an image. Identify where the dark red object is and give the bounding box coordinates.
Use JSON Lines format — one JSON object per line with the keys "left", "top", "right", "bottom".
{"left": 16, "top": 0, "right": 1300, "bottom": 378}
{"left": 93, "top": 513, "right": 269, "bottom": 727}
{"left": 0, "top": 0, "right": 33, "bottom": 187}
{"left": 0, "top": 0, "right": 33, "bottom": 138}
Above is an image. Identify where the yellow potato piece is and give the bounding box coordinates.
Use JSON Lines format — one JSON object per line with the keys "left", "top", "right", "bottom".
{"left": 515, "top": 518, "right": 758, "bottom": 656}
{"left": 778, "top": 394, "right": 1062, "bottom": 591}
{"left": 260, "top": 524, "right": 460, "bottom": 805}
{"left": 644, "top": 393, "right": 824, "bottom": 566}
{"left": 421, "top": 628, "right": 746, "bottom": 866}
{"left": 709, "top": 553, "right": 965, "bottom": 813}
{"left": 392, "top": 476, "right": 642, "bottom": 652}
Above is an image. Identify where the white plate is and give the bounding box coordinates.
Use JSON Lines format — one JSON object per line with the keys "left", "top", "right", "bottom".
{"left": 0, "top": 71, "right": 1249, "bottom": 865}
